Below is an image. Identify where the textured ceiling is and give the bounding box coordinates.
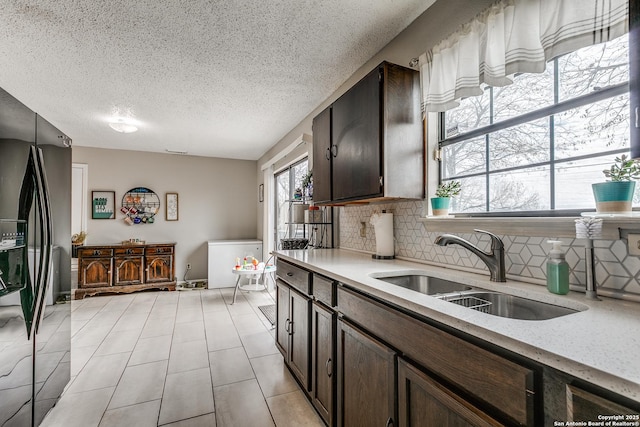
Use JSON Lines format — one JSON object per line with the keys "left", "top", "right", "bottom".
{"left": 0, "top": 1, "right": 434, "bottom": 160}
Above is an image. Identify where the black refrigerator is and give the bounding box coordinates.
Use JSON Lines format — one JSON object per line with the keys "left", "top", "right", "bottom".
{"left": 0, "top": 87, "right": 72, "bottom": 426}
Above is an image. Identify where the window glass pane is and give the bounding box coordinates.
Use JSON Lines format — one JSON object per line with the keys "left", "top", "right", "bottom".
{"left": 489, "top": 166, "right": 550, "bottom": 212}
{"left": 489, "top": 118, "right": 550, "bottom": 171}
{"left": 554, "top": 156, "right": 609, "bottom": 210}
{"left": 442, "top": 136, "right": 486, "bottom": 178}
{"left": 555, "top": 94, "right": 629, "bottom": 159}
{"left": 450, "top": 176, "right": 486, "bottom": 213}
{"left": 292, "top": 162, "right": 308, "bottom": 195}
{"left": 493, "top": 67, "right": 554, "bottom": 122}
{"left": 444, "top": 89, "right": 490, "bottom": 137}
{"left": 275, "top": 170, "right": 290, "bottom": 243}
{"left": 558, "top": 35, "right": 629, "bottom": 101}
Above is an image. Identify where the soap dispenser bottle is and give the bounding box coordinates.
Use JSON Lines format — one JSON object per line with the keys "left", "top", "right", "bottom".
{"left": 546, "top": 240, "right": 569, "bottom": 295}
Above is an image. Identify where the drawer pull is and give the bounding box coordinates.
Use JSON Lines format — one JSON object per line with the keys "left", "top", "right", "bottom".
{"left": 93, "top": 250, "right": 100, "bottom": 256}
{"left": 284, "top": 319, "right": 290, "bottom": 332}
{"left": 286, "top": 272, "right": 294, "bottom": 277}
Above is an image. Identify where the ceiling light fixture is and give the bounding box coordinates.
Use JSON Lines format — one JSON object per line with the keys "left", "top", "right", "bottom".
{"left": 108, "top": 117, "right": 138, "bottom": 133}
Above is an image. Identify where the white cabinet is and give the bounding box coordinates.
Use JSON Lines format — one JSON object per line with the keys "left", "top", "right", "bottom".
{"left": 207, "top": 240, "right": 262, "bottom": 288}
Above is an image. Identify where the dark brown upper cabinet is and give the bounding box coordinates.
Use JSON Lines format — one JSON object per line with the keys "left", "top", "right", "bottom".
{"left": 312, "top": 62, "right": 424, "bottom": 205}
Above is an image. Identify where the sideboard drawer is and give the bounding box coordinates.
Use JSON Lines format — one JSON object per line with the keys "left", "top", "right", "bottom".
{"left": 115, "top": 246, "right": 145, "bottom": 256}
{"left": 145, "top": 246, "right": 174, "bottom": 255}
{"left": 78, "top": 248, "right": 113, "bottom": 258}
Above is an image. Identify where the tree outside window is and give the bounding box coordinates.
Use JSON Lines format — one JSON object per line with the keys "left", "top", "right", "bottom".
{"left": 440, "top": 35, "right": 631, "bottom": 214}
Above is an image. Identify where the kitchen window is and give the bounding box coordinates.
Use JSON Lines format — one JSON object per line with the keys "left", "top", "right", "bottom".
{"left": 274, "top": 158, "right": 309, "bottom": 247}
{"left": 438, "top": 34, "right": 631, "bottom": 215}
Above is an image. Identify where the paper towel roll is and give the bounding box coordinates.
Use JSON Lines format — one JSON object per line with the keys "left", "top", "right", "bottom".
{"left": 370, "top": 212, "right": 394, "bottom": 257}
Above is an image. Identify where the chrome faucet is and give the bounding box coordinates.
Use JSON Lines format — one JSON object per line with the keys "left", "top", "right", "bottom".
{"left": 434, "top": 229, "right": 506, "bottom": 282}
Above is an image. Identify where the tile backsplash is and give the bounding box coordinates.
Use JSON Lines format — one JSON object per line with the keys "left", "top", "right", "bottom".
{"left": 339, "top": 200, "right": 640, "bottom": 301}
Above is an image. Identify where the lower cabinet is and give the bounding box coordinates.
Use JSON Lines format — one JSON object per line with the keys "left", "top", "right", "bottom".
{"left": 79, "top": 255, "right": 112, "bottom": 288}
{"left": 311, "top": 301, "right": 335, "bottom": 426}
{"left": 114, "top": 247, "right": 144, "bottom": 286}
{"left": 145, "top": 245, "right": 174, "bottom": 283}
{"left": 276, "top": 278, "right": 311, "bottom": 391}
{"left": 566, "top": 384, "right": 638, "bottom": 421}
{"left": 397, "top": 358, "right": 503, "bottom": 427}
{"left": 337, "top": 319, "right": 395, "bottom": 427}
{"left": 275, "top": 259, "right": 640, "bottom": 427}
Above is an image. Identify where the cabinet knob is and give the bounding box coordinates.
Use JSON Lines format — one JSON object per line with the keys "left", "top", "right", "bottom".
{"left": 284, "top": 318, "right": 290, "bottom": 332}
{"left": 326, "top": 358, "right": 332, "bottom": 377}
{"left": 286, "top": 272, "right": 293, "bottom": 277}
{"left": 385, "top": 417, "right": 394, "bottom": 427}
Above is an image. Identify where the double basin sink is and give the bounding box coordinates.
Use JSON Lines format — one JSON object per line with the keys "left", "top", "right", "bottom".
{"left": 373, "top": 273, "right": 581, "bottom": 321}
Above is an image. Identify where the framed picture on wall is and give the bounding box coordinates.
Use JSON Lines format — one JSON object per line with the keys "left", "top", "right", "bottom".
{"left": 166, "top": 192, "right": 179, "bottom": 221}
{"left": 91, "top": 191, "right": 115, "bottom": 219}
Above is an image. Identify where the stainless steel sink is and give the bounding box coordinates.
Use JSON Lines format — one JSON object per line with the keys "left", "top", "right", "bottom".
{"left": 439, "top": 291, "right": 579, "bottom": 320}
{"left": 373, "top": 273, "right": 582, "bottom": 320}
{"left": 374, "top": 274, "right": 474, "bottom": 295}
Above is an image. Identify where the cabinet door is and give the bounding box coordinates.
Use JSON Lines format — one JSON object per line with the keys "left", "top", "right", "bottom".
{"left": 312, "top": 106, "right": 332, "bottom": 203}
{"left": 145, "top": 255, "right": 173, "bottom": 282}
{"left": 331, "top": 66, "right": 382, "bottom": 201}
{"left": 276, "top": 279, "right": 290, "bottom": 357}
{"left": 567, "top": 385, "right": 638, "bottom": 421}
{"left": 398, "top": 358, "right": 503, "bottom": 427}
{"left": 79, "top": 258, "right": 112, "bottom": 288}
{"left": 312, "top": 301, "right": 335, "bottom": 425}
{"left": 289, "top": 287, "right": 310, "bottom": 391}
{"left": 114, "top": 256, "right": 144, "bottom": 285}
{"left": 337, "top": 319, "right": 395, "bottom": 427}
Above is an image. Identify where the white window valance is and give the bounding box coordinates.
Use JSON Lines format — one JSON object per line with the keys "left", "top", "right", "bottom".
{"left": 419, "top": 0, "right": 629, "bottom": 112}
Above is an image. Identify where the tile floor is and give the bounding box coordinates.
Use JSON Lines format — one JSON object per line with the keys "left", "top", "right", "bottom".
{"left": 41, "top": 287, "right": 324, "bottom": 427}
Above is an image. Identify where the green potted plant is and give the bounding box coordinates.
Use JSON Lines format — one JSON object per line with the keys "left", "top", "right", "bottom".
{"left": 592, "top": 154, "right": 640, "bottom": 213}
{"left": 431, "top": 181, "right": 461, "bottom": 216}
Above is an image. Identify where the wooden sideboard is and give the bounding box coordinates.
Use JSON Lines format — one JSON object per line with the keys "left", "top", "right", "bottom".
{"left": 76, "top": 242, "right": 176, "bottom": 299}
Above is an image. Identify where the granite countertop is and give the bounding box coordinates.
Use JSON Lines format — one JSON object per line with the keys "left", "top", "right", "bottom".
{"left": 275, "top": 248, "right": 640, "bottom": 401}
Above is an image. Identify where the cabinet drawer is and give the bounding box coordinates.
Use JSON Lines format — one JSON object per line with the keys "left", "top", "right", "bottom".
{"left": 115, "top": 246, "right": 144, "bottom": 256}
{"left": 277, "top": 260, "right": 310, "bottom": 295}
{"left": 78, "top": 247, "right": 113, "bottom": 258}
{"left": 313, "top": 274, "right": 334, "bottom": 307}
{"left": 145, "top": 245, "right": 174, "bottom": 255}
{"left": 337, "top": 286, "right": 535, "bottom": 426}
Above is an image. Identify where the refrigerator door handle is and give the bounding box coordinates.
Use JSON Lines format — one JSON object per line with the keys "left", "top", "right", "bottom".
{"left": 16, "top": 146, "right": 53, "bottom": 337}
{"left": 32, "top": 146, "right": 53, "bottom": 334}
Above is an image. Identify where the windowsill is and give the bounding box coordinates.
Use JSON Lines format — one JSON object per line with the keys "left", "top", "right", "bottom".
{"left": 420, "top": 215, "right": 640, "bottom": 239}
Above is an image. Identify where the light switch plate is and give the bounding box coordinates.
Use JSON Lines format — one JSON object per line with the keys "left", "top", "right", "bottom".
{"left": 628, "top": 234, "right": 640, "bottom": 256}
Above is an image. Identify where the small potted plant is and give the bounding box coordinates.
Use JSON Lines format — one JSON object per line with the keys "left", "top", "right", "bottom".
{"left": 301, "top": 170, "right": 313, "bottom": 199}
{"left": 592, "top": 154, "right": 640, "bottom": 213}
{"left": 431, "top": 181, "right": 461, "bottom": 216}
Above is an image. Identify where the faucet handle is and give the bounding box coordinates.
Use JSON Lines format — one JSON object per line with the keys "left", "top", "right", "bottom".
{"left": 473, "top": 229, "right": 504, "bottom": 249}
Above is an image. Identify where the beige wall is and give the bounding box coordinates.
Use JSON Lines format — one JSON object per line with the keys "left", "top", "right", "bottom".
{"left": 255, "top": 0, "right": 494, "bottom": 239}
{"left": 73, "top": 147, "right": 258, "bottom": 281}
